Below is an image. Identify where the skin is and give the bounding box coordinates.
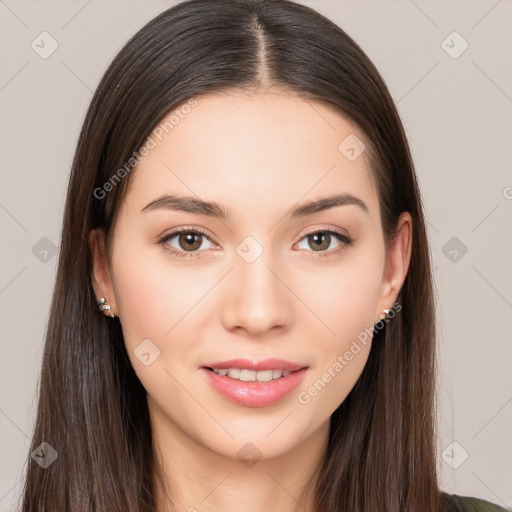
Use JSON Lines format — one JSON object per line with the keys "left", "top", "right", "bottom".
{"left": 89, "top": 89, "right": 412, "bottom": 512}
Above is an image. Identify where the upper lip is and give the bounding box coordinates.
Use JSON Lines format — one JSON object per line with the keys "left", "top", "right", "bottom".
{"left": 201, "top": 358, "right": 308, "bottom": 372}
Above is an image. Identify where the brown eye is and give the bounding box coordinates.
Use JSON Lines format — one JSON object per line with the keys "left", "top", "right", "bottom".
{"left": 177, "top": 232, "right": 203, "bottom": 251}
{"left": 307, "top": 232, "right": 331, "bottom": 252}
{"left": 296, "top": 229, "right": 353, "bottom": 255}
{"left": 158, "top": 228, "right": 215, "bottom": 257}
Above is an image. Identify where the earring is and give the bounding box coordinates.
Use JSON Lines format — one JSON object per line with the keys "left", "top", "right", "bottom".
{"left": 376, "top": 308, "right": 391, "bottom": 322}
{"left": 97, "top": 297, "right": 115, "bottom": 318}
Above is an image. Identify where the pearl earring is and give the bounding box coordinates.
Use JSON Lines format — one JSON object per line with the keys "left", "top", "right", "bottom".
{"left": 97, "top": 297, "right": 115, "bottom": 318}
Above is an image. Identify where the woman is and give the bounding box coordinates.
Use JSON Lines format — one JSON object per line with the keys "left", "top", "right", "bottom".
{"left": 18, "top": 1, "right": 508, "bottom": 511}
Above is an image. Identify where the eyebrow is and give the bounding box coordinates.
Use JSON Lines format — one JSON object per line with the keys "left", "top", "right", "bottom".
{"left": 140, "top": 193, "right": 368, "bottom": 219}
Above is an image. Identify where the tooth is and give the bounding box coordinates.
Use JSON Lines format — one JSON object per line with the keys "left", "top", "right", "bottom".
{"left": 227, "top": 368, "right": 240, "bottom": 379}
{"left": 272, "top": 369, "right": 283, "bottom": 379}
{"left": 211, "top": 368, "right": 291, "bottom": 381}
{"left": 256, "top": 370, "right": 274, "bottom": 382}
{"left": 239, "top": 369, "right": 256, "bottom": 382}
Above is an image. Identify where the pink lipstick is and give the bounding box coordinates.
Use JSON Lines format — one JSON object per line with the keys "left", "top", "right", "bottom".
{"left": 199, "top": 358, "right": 308, "bottom": 408}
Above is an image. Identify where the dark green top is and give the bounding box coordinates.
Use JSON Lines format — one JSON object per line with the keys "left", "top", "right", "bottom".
{"left": 442, "top": 492, "right": 511, "bottom": 511}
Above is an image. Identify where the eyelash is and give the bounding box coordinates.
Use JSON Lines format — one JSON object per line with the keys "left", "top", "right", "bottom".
{"left": 156, "top": 226, "right": 354, "bottom": 259}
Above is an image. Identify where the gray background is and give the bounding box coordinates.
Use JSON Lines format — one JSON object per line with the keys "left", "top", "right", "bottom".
{"left": 1, "top": 0, "right": 511, "bottom": 510}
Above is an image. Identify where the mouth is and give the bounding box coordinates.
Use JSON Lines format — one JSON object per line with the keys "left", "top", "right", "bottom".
{"left": 199, "top": 358, "right": 309, "bottom": 407}
{"left": 200, "top": 358, "right": 308, "bottom": 382}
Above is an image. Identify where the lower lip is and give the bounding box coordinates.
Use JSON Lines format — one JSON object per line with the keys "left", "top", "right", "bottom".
{"left": 199, "top": 367, "right": 308, "bottom": 407}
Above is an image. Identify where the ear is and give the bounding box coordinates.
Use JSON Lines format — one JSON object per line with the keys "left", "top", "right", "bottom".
{"left": 375, "top": 211, "right": 412, "bottom": 321}
{"left": 89, "top": 228, "right": 118, "bottom": 316}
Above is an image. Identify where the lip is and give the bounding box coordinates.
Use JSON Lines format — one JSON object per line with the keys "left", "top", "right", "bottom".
{"left": 200, "top": 358, "right": 307, "bottom": 372}
{"left": 199, "top": 366, "right": 309, "bottom": 408}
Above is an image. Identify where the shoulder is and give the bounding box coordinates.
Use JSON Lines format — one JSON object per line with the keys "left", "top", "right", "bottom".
{"left": 441, "top": 491, "right": 511, "bottom": 512}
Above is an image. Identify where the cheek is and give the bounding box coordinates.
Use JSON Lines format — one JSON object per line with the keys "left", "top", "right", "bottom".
{"left": 296, "top": 247, "right": 383, "bottom": 345}
{"left": 297, "top": 282, "right": 376, "bottom": 418}
{"left": 111, "top": 236, "right": 209, "bottom": 344}
{"left": 293, "top": 248, "right": 383, "bottom": 410}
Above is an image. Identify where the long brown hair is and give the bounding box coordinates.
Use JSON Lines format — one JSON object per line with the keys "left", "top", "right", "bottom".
{"left": 19, "top": 1, "right": 444, "bottom": 510}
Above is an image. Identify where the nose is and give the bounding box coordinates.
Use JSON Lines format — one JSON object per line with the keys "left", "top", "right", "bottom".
{"left": 221, "top": 250, "right": 292, "bottom": 336}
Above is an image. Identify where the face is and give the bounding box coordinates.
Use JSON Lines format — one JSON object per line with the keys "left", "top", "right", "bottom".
{"left": 90, "top": 89, "right": 411, "bottom": 462}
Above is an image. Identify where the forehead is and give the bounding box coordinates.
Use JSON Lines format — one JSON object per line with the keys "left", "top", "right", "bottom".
{"left": 122, "top": 90, "right": 379, "bottom": 221}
